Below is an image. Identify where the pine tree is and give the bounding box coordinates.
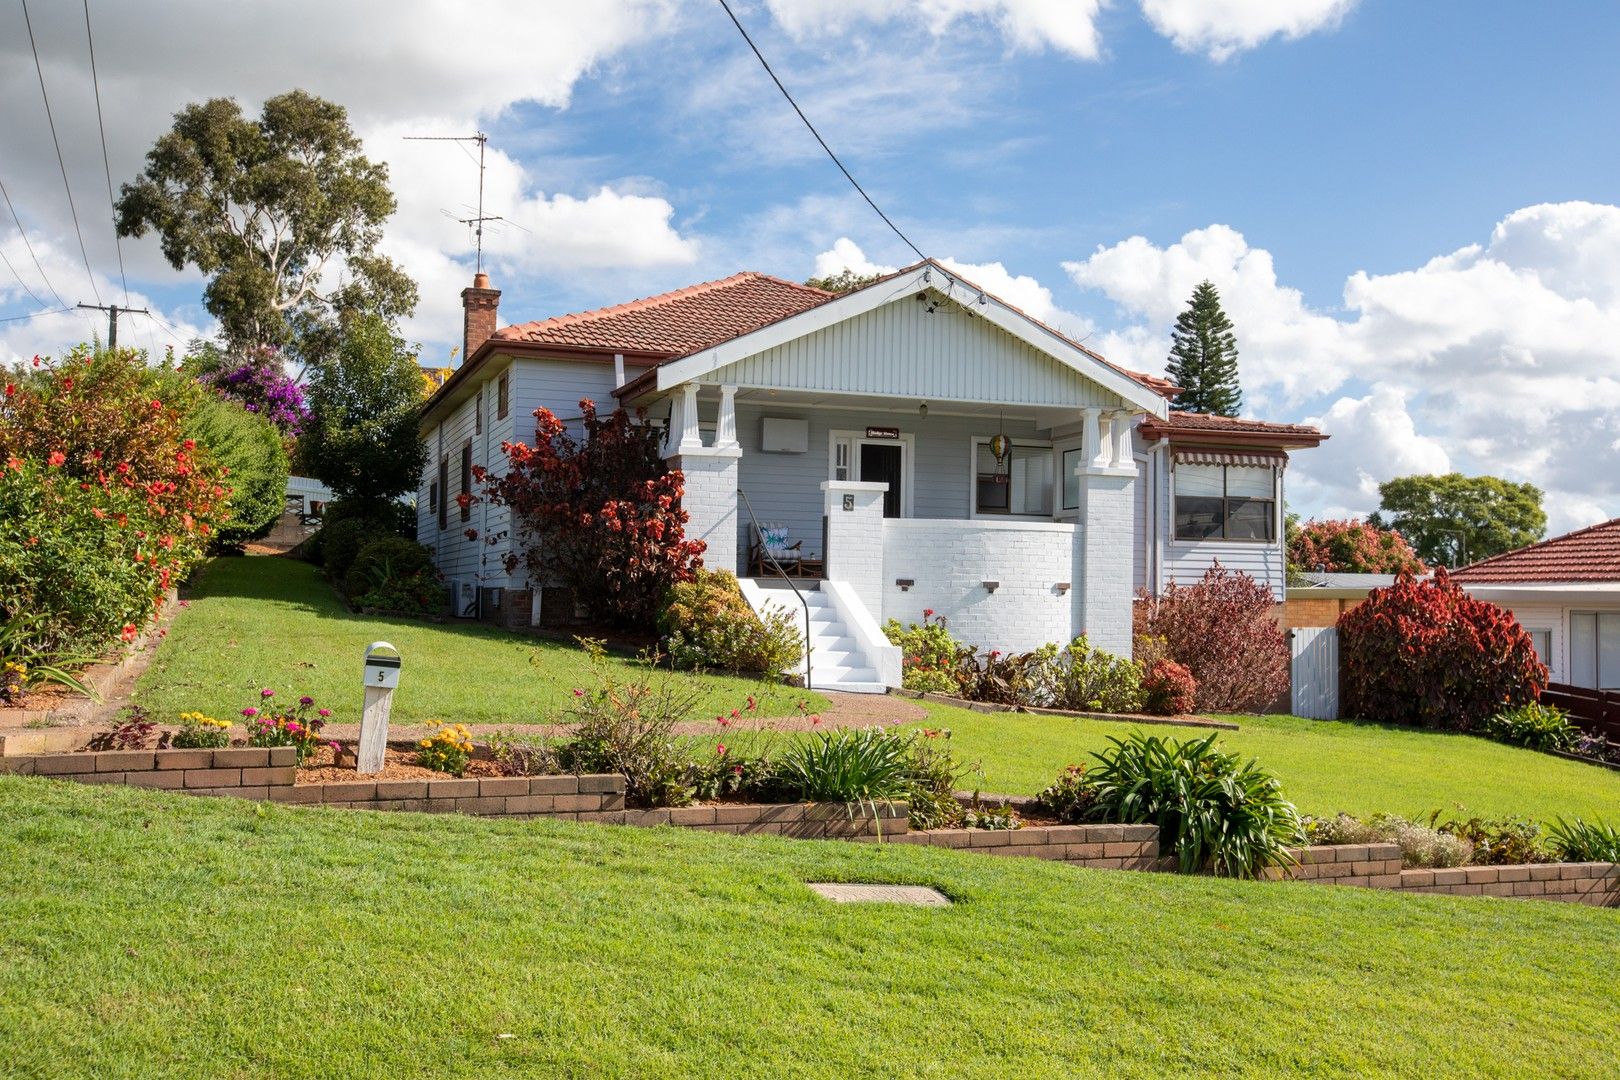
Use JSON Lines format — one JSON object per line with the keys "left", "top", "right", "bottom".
{"left": 1166, "top": 280, "right": 1242, "bottom": 416}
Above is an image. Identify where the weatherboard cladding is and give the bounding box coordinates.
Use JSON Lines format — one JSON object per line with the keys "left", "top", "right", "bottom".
{"left": 692, "top": 294, "right": 1128, "bottom": 408}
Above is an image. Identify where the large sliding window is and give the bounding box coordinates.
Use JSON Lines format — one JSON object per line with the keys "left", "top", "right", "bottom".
{"left": 1570, "top": 612, "right": 1620, "bottom": 690}
{"left": 1174, "top": 464, "right": 1276, "bottom": 541}
{"left": 974, "top": 441, "right": 1052, "bottom": 517}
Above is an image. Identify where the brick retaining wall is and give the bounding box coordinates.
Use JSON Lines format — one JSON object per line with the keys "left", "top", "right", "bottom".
{"left": 889, "top": 822, "right": 1174, "bottom": 872}
{"left": 3, "top": 752, "right": 1614, "bottom": 907}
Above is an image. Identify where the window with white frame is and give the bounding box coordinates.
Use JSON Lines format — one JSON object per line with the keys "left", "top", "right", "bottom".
{"left": 974, "top": 440, "right": 1052, "bottom": 517}
{"left": 1174, "top": 464, "right": 1276, "bottom": 541}
{"left": 1570, "top": 612, "right": 1620, "bottom": 689}
{"left": 1527, "top": 629, "right": 1553, "bottom": 667}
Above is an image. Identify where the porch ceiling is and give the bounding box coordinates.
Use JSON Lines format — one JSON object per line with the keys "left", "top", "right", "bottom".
{"left": 727, "top": 386, "right": 1083, "bottom": 427}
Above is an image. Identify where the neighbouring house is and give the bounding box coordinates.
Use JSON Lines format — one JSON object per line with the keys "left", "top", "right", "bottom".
{"left": 1451, "top": 517, "right": 1620, "bottom": 690}
{"left": 417, "top": 263, "right": 1324, "bottom": 691}
{"left": 1277, "top": 572, "right": 1399, "bottom": 630}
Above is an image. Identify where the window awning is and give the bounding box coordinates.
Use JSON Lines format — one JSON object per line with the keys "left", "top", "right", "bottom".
{"left": 1172, "top": 448, "right": 1288, "bottom": 468}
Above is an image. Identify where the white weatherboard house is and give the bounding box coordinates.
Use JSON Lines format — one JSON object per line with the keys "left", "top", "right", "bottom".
{"left": 418, "top": 263, "right": 1325, "bottom": 692}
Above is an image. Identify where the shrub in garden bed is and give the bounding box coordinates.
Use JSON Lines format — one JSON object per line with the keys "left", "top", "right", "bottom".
{"left": 1337, "top": 568, "right": 1544, "bottom": 731}
{"left": 345, "top": 536, "right": 443, "bottom": 615}
{"left": 1035, "top": 733, "right": 1302, "bottom": 877}
{"left": 171, "top": 711, "right": 232, "bottom": 749}
{"left": 883, "top": 610, "right": 967, "bottom": 694}
{"left": 1302, "top": 813, "right": 1472, "bottom": 869}
{"left": 241, "top": 690, "right": 332, "bottom": 764}
{"left": 659, "top": 570, "right": 802, "bottom": 678}
{"left": 1025, "top": 636, "right": 1144, "bottom": 713}
{"left": 417, "top": 722, "right": 475, "bottom": 776}
{"left": 1134, "top": 563, "right": 1288, "bottom": 712}
{"left": 1547, "top": 818, "right": 1620, "bottom": 863}
{"left": 1482, "top": 702, "right": 1578, "bottom": 753}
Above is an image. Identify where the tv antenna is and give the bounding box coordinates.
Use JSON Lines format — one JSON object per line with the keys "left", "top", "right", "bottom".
{"left": 404, "top": 131, "right": 502, "bottom": 273}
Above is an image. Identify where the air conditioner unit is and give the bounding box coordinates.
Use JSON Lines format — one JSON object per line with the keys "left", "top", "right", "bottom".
{"left": 452, "top": 579, "right": 479, "bottom": 619}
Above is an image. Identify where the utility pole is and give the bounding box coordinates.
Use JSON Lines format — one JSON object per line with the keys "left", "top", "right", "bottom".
{"left": 77, "top": 302, "right": 149, "bottom": 350}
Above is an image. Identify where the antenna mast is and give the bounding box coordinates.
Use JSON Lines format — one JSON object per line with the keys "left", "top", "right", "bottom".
{"left": 404, "top": 131, "right": 502, "bottom": 272}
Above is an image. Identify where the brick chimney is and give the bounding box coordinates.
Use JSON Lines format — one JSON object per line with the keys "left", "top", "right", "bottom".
{"left": 460, "top": 271, "right": 500, "bottom": 364}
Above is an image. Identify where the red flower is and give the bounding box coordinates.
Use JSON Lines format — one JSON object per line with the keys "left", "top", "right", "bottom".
{"left": 464, "top": 528, "right": 478, "bottom": 540}
{"left": 182, "top": 439, "right": 195, "bottom": 450}
{"left": 4, "top": 383, "right": 14, "bottom": 397}
{"left": 46, "top": 451, "right": 65, "bottom": 467}
{"left": 150, "top": 400, "right": 162, "bottom": 410}
{"left": 923, "top": 608, "right": 935, "bottom": 618}
{"left": 61, "top": 378, "right": 72, "bottom": 390}
{"left": 120, "top": 624, "right": 137, "bottom": 643}
{"left": 715, "top": 743, "right": 727, "bottom": 756}
{"left": 7, "top": 456, "right": 22, "bottom": 472}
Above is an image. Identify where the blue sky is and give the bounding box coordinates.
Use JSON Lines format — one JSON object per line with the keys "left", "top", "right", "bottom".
{"left": 3, "top": 1, "right": 1618, "bottom": 530}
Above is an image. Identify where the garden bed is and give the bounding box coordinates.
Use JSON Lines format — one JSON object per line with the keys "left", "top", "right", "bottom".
{"left": 887, "top": 688, "right": 1239, "bottom": 731}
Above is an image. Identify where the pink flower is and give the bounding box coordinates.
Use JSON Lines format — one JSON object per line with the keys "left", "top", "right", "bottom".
{"left": 299, "top": 696, "right": 314, "bottom": 706}
{"left": 241, "top": 707, "right": 258, "bottom": 718}
{"left": 572, "top": 688, "right": 584, "bottom": 697}
{"left": 923, "top": 608, "right": 935, "bottom": 618}
{"left": 317, "top": 708, "right": 330, "bottom": 718}
{"left": 811, "top": 715, "right": 822, "bottom": 726}
{"left": 260, "top": 688, "right": 274, "bottom": 698}
{"left": 716, "top": 743, "right": 727, "bottom": 756}
{"left": 329, "top": 741, "right": 341, "bottom": 751}
{"left": 47, "top": 451, "right": 66, "bottom": 467}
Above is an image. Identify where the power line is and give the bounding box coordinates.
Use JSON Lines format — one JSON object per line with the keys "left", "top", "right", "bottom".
{"left": 22, "top": 0, "right": 105, "bottom": 307}
{"left": 82, "top": 0, "right": 126, "bottom": 306}
{"left": 0, "top": 244, "right": 47, "bottom": 309}
{"left": 0, "top": 173, "right": 70, "bottom": 309}
{"left": 141, "top": 307, "right": 189, "bottom": 351}
{"left": 714, "top": 0, "right": 927, "bottom": 264}
{"left": 0, "top": 306, "right": 73, "bottom": 323}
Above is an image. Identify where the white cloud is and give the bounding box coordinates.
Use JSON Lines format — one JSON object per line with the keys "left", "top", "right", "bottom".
{"left": 765, "top": 0, "right": 1106, "bottom": 59}
{"left": 1140, "top": 0, "right": 1359, "bottom": 61}
{"left": 813, "top": 237, "right": 897, "bottom": 279}
{"left": 1064, "top": 201, "right": 1620, "bottom": 532}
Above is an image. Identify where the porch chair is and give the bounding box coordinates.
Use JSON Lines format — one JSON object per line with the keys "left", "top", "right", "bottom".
{"left": 748, "top": 523, "right": 823, "bottom": 579}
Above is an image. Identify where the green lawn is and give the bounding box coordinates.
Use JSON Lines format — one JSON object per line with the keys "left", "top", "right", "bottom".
{"left": 922, "top": 703, "right": 1620, "bottom": 823}
{"left": 3, "top": 778, "right": 1617, "bottom": 1079}
{"left": 135, "top": 556, "right": 824, "bottom": 726}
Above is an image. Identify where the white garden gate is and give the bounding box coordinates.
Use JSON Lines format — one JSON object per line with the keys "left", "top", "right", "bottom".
{"left": 1290, "top": 627, "right": 1339, "bottom": 720}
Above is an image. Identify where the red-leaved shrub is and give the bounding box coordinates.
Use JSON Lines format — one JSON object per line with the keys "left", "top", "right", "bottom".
{"left": 1337, "top": 568, "right": 1545, "bottom": 730}
{"left": 476, "top": 400, "right": 704, "bottom": 629}
{"left": 1141, "top": 658, "right": 1197, "bottom": 716}
{"left": 1134, "top": 563, "right": 1288, "bottom": 712}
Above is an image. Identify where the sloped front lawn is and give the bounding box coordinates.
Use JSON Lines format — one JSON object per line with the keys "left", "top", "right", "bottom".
{"left": 3, "top": 777, "right": 1618, "bottom": 1079}
{"left": 134, "top": 556, "right": 824, "bottom": 726}
{"left": 922, "top": 703, "right": 1620, "bottom": 822}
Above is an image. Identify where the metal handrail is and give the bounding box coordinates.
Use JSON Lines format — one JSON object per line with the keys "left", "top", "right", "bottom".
{"left": 737, "top": 487, "right": 813, "bottom": 691}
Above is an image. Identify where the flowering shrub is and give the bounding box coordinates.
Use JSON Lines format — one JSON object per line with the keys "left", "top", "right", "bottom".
{"left": 1303, "top": 813, "right": 1473, "bottom": 869}
{"left": 659, "top": 570, "right": 802, "bottom": 677}
{"left": 477, "top": 400, "right": 704, "bottom": 629}
{"left": 1036, "top": 765, "right": 1096, "bottom": 823}
{"left": 241, "top": 690, "right": 331, "bottom": 763}
{"left": 1141, "top": 659, "right": 1197, "bottom": 716}
{"left": 1288, "top": 518, "right": 1427, "bottom": 575}
{"left": 172, "top": 711, "right": 232, "bottom": 749}
{"left": 0, "top": 349, "right": 229, "bottom": 655}
{"left": 417, "top": 722, "right": 475, "bottom": 776}
{"left": 193, "top": 345, "right": 309, "bottom": 435}
{"left": 1134, "top": 563, "right": 1288, "bottom": 712}
{"left": 1337, "top": 569, "right": 1544, "bottom": 730}
{"left": 882, "top": 610, "right": 967, "bottom": 694}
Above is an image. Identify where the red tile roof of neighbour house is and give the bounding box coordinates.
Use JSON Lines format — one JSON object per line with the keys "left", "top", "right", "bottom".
{"left": 1449, "top": 518, "right": 1620, "bottom": 583}
{"left": 1139, "top": 411, "right": 1328, "bottom": 448}
{"left": 490, "top": 272, "right": 834, "bottom": 357}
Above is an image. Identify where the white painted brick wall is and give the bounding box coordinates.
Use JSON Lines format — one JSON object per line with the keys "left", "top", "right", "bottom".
{"left": 881, "top": 520, "right": 1080, "bottom": 653}
{"left": 672, "top": 451, "right": 741, "bottom": 576}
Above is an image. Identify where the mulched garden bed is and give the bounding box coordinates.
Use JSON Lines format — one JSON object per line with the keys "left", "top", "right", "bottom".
{"left": 295, "top": 745, "right": 503, "bottom": 784}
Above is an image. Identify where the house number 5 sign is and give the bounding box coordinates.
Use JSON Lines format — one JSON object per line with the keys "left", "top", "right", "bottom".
{"left": 357, "top": 642, "right": 401, "bottom": 775}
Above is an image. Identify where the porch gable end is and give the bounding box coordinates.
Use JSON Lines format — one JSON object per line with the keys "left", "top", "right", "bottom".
{"left": 652, "top": 263, "right": 1168, "bottom": 415}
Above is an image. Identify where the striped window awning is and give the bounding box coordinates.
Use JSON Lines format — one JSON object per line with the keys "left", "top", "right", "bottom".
{"left": 1172, "top": 448, "right": 1288, "bottom": 468}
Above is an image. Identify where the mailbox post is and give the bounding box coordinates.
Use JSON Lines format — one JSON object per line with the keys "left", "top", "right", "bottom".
{"left": 358, "top": 642, "right": 400, "bottom": 775}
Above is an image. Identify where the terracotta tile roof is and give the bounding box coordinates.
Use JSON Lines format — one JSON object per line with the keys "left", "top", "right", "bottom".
{"left": 1138, "top": 411, "right": 1327, "bottom": 444}
{"left": 490, "top": 272, "right": 834, "bottom": 357}
{"left": 1450, "top": 518, "right": 1620, "bottom": 583}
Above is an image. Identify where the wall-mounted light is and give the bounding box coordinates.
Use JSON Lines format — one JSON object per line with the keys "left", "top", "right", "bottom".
{"left": 895, "top": 578, "right": 915, "bottom": 592}
{"left": 982, "top": 580, "right": 1000, "bottom": 594}
{"left": 918, "top": 401, "right": 928, "bottom": 419}
{"left": 1054, "top": 582, "right": 1071, "bottom": 595}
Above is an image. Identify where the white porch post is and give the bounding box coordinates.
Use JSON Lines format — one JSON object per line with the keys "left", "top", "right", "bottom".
{"left": 821, "top": 481, "right": 887, "bottom": 623}
{"left": 1073, "top": 407, "right": 1139, "bottom": 656}
{"left": 715, "top": 384, "right": 739, "bottom": 450}
{"left": 1111, "top": 410, "right": 1135, "bottom": 467}
{"left": 676, "top": 383, "right": 702, "bottom": 452}
{"left": 665, "top": 382, "right": 742, "bottom": 575}
{"left": 1082, "top": 407, "right": 1106, "bottom": 469}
